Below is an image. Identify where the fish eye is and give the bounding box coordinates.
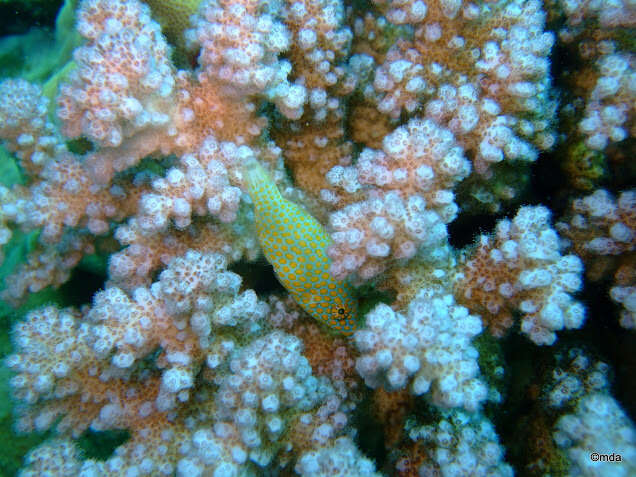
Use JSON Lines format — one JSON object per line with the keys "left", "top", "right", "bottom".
{"left": 338, "top": 308, "right": 345, "bottom": 315}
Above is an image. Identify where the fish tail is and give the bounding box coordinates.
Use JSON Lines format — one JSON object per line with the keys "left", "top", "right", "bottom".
{"left": 243, "top": 158, "right": 282, "bottom": 204}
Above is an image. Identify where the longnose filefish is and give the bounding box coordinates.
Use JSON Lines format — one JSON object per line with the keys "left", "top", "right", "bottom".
{"left": 243, "top": 158, "right": 357, "bottom": 335}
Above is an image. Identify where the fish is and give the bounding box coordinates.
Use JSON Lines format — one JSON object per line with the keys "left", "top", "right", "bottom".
{"left": 243, "top": 158, "right": 358, "bottom": 335}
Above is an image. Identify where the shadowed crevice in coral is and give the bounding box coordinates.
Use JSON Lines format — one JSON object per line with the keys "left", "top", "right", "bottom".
{"left": 448, "top": 212, "right": 501, "bottom": 249}
{"left": 0, "top": 1, "right": 63, "bottom": 36}
{"left": 76, "top": 429, "right": 130, "bottom": 461}
{"left": 59, "top": 265, "right": 106, "bottom": 308}
{"left": 350, "top": 396, "right": 388, "bottom": 471}
{"left": 229, "top": 260, "right": 286, "bottom": 296}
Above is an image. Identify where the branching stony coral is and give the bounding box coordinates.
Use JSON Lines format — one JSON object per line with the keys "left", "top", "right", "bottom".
{"left": 0, "top": 0, "right": 633, "bottom": 475}
{"left": 402, "top": 410, "right": 514, "bottom": 476}
{"left": 354, "top": 286, "right": 487, "bottom": 411}
{"left": 554, "top": 393, "right": 636, "bottom": 476}
{"left": 362, "top": 0, "right": 557, "bottom": 213}
{"left": 556, "top": 0, "right": 635, "bottom": 152}
{"left": 6, "top": 252, "right": 267, "bottom": 429}
{"left": 327, "top": 118, "right": 468, "bottom": 281}
{"left": 557, "top": 189, "right": 635, "bottom": 328}
{"left": 454, "top": 206, "right": 585, "bottom": 345}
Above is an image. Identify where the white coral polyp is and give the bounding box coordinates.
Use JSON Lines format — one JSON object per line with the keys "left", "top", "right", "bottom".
{"left": 354, "top": 286, "right": 487, "bottom": 411}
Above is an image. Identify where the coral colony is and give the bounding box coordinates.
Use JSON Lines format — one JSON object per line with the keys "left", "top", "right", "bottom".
{"left": 0, "top": 0, "right": 633, "bottom": 475}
